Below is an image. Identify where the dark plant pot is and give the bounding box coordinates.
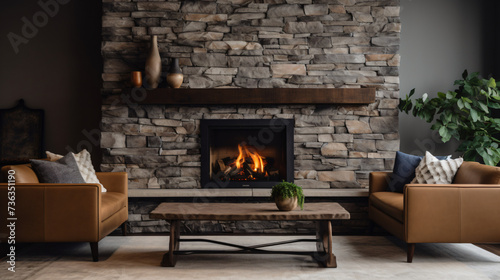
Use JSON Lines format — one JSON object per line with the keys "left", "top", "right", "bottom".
{"left": 275, "top": 196, "right": 298, "bottom": 211}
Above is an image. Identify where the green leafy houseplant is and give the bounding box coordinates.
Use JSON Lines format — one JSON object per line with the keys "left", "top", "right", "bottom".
{"left": 399, "top": 70, "right": 500, "bottom": 165}
{"left": 270, "top": 181, "right": 304, "bottom": 210}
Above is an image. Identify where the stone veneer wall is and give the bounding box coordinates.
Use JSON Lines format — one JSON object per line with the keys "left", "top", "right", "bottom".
{"left": 101, "top": 0, "right": 400, "bottom": 233}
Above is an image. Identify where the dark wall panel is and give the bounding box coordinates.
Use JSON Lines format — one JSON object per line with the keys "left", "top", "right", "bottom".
{"left": 0, "top": 0, "right": 103, "bottom": 168}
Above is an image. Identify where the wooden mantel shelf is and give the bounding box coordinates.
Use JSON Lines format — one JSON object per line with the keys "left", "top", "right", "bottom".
{"left": 113, "top": 88, "right": 375, "bottom": 105}
{"left": 128, "top": 188, "right": 369, "bottom": 198}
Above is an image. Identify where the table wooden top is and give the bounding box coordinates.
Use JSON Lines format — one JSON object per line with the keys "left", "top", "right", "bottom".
{"left": 149, "top": 202, "right": 350, "bottom": 221}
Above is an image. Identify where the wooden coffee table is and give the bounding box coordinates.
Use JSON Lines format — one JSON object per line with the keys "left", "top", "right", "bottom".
{"left": 149, "top": 202, "right": 350, "bottom": 268}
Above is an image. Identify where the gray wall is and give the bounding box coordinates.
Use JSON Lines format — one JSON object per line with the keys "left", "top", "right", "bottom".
{"left": 399, "top": 0, "right": 492, "bottom": 157}
{"left": 1, "top": 0, "right": 497, "bottom": 165}
{"left": 0, "top": 0, "right": 102, "bottom": 167}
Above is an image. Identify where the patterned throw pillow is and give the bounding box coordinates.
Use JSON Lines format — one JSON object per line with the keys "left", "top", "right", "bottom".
{"left": 411, "top": 151, "right": 463, "bottom": 184}
{"left": 45, "top": 149, "right": 107, "bottom": 192}
{"left": 388, "top": 151, "right": 450, "bottom": 193}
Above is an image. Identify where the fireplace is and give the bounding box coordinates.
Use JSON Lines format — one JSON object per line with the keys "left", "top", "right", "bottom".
{"left": 201, "top": 119, "right": 294, "bottom": 188}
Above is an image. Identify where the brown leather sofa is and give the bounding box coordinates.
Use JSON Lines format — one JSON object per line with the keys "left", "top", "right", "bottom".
{"left": 0, "top": 164, "right": 128, "bottom": 261}
{"left": 369, "top": 161, "right": 500, "bottom": 262}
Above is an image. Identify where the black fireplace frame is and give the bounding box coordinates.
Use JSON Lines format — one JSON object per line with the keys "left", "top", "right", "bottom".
{"left": 200, "top": 119, "right": 294, "bottom": 189}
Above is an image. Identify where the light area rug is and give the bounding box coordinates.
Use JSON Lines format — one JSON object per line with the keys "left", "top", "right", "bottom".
{"left": 1, "top": 236, "right": 499, "bottom": 280}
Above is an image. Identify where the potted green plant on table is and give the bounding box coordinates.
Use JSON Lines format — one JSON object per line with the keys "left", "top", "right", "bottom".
{"left": 270, "top": 181, "right": 304, "bottom": 211}
{"left": 399, "top": 70, "right": 500, "bottom": 166}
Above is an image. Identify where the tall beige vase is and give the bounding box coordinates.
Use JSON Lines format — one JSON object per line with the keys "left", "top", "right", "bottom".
{"left": 145, "top": 35, "right": 161, "bottom": 89}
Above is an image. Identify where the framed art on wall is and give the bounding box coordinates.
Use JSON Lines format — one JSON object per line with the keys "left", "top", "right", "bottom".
{"left": 0, "top": 99, "right": 44, "bottom": 165}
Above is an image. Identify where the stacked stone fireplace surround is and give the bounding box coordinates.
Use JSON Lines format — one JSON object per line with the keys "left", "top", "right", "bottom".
{"left": 101, "top": 0, "right": 400, "bottom": 234}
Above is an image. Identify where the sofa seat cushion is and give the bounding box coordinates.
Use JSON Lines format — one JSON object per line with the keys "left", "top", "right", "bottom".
{"left": 370, "top": 192, "right": 404, "bottom": 223}
{"left": 101, "top": 192, "right": 127, "bottom": 222}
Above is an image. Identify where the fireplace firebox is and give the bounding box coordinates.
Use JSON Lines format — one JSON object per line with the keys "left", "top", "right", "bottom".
{"left": 201, "top": 119, "right": 294, "bottom": 188}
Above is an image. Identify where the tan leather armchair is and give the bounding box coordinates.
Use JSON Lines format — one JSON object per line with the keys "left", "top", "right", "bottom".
{"left": 0, "top": 164, "right": 128, "bottom": 261}
{"left": 369, "top": 161, "right": 500, "bottom": 262}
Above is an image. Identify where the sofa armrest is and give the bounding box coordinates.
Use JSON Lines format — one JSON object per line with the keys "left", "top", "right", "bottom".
{"left": 369, "top": 172, "right": 391, "bottom": 194}
{"left": 0, "top": 183, "right": 101, "bottom": 242}
{"left": 96, "top": 172, "right": 128, "bottom": 195}
{"left": 405, "top": 183, "right": 500, "bottom": 189}
{"left": 404, "top": 184, "right": 500, "bottom": 243}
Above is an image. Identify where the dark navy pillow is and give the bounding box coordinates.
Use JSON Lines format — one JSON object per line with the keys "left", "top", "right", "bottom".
{"left": 388, "top": 151, "right": 449, "bottom": 193}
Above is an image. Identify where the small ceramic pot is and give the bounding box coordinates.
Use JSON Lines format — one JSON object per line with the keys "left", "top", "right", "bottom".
{"left": 275, "top": 196, "right": 298, "bottom": 211}
{"left": 167, "top": 58, "right": 183, "bottom": 88}
{"left": 131, "top": 71, "right": 142, "bottom": 88}
{"left": 167, "top": 73, "right": 183, "bottom": 88}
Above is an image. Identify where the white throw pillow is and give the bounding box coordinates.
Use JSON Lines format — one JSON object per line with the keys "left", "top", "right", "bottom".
{"left": 46, "top": 150, "right": 63, "bottom": 161}
{"left": 411, "top": 151, "right": 463, "bottom": 184}
{"left": 45, "top": 150, "right": 107, "bottom": 192}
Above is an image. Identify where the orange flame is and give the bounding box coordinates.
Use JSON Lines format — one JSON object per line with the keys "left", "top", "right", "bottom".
{"left": 235, "top": 144, "right": 244, "bottom": 169}
{"left": 235, "top": 145, "right": 265, "bottom": 173}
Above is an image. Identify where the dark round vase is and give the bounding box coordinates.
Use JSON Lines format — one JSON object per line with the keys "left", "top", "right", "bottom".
{"left": 167, "top": 58, "right": 183, "bottom": 88}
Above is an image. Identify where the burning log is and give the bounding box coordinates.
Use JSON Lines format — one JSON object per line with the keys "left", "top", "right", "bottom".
{"left": 217, "top": 159, "right": 226, "bottom": 172}
{"left": 268, "top": 169, "right": 279, "bottom": 177}
{"left": 229, "top": 167, "right": 241, "bottom": 177}
{"left": 223, "top": 166, "right": 233, "bottom": 176}
{"left": 243, "top": 162, "right": 254, "bottom": 177}
{"left": 253, "top": 172, "right": 267, "bottom": 180}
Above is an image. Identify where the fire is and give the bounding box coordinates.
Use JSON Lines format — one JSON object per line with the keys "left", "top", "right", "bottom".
{"left": 235, "top": 145, "right": 244, "bottom": 169}
{"left": 235, "top": 144, "right": 265, "bottom": 173}
{"left": 213, "top": 144, "right": 280, "bottom": 182}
